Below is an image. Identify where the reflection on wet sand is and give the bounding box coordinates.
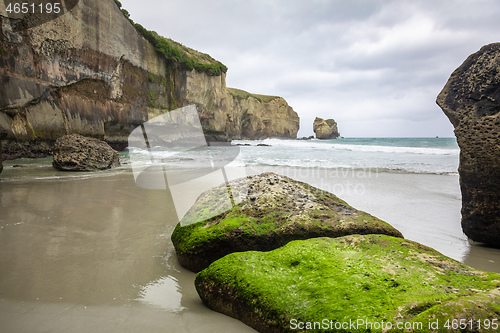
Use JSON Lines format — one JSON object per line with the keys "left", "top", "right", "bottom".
{"left": 0, "top": 176, "right": 172, "bottom": 304}
{"left": 464, "top": 240, "right": 500, "bottom": 273}
{"left": 0, "top": 166, "right": 256, "bottom": 332}
{"left": 1, "top": 161, "right": 500, "bottom": 332}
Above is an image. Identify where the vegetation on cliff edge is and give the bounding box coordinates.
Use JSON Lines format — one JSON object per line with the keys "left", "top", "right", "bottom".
{"left": 114, "top": 0, "right": 227, "bottom": 76}
{"left": 227, "top": 88, "right": 281, "bottom": 103}
{"left": 325, "top": 118, "right": 337, "bottom": 126}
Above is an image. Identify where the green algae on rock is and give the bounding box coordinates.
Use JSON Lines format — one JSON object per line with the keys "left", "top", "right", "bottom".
{"left": 171, "top": 172, "right": 403, "bottom": 272}
{"left": 196, "top": 235, "right": 500, "bottom": 333}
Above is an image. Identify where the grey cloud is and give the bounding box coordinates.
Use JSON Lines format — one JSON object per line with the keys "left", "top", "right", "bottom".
{"left": 119, "top": 0, "right": 500, "bottom": 137}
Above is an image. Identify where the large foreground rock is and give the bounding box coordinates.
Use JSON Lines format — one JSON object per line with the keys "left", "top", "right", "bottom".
{"left": 196, "top": 235, "right": 500, "bottom": 333}
{"left": 171, "top": 172, "right": 402, "bottom": 272}
{"left": 437, "top": 43, "right": 500, "bottom": 247}
{"left": 313, "top": 117, "right": 339, "bottom": 139}
{"left": 52, "top": 134, "right": 120, "bottom": 171}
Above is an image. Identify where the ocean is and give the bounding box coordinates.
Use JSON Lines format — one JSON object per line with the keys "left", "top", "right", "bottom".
{"left": 126, "top": 137, "right": 460, "bottom": 175}
{"left": 231, "top": 137, "right": 460, "bottom": 174}
{"left": 1, "top": 137, "right": 500, "bottom": 332}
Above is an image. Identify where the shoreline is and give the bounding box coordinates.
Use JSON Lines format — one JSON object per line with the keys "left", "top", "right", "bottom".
{"left": 0, "top": 158, "right": 495, "bottom": 265}
{"left": 0, "top": 165, "right": 257, "bottom": 333}
{"left": 0, "top": 158, "right": 481, "bottom": 261}
{"left": 244, "top": 165, "right": 467, "bottom": 260}
{"left": 1, "top": 158, "right": 499, "bottom": 332}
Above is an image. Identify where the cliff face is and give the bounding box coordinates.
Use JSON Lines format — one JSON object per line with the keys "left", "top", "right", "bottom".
{"left": 0, "top": 124, "right": 5, "bottom": 173}
{"left": 0, "top": 0, "right": 299, "bottom": 158}
{"left": 436, "top": 43, "right": 500, "bottom": 247}
{"left": 227, "top": 88, "right": 299, "bottom": 140}
{"left": 0, "top": 139, "right": 3, "bottom": 173}
{"left": 0, "top": 0, "right": 166, "bottom": 157}
{"left": 313, "top": 117, "right": 339, "bottom": 139}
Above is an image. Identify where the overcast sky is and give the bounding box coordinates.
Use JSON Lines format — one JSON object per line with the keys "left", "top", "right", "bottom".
{"left": 119, "top": 0, "right": 500, "bottom": 137}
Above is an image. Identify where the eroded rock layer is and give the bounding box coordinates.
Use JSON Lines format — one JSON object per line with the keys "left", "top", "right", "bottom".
{"left": 437, "top": 43, "right": 500, "bottom": 246}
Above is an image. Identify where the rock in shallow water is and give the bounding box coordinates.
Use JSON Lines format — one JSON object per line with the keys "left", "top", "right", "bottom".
{"left": 171, "top": 172, "right": 403, "bottom": 272}
{"left": 196, "top": 235, "right": 500, "bottom": 333}
{"left": 437, "top": 43, "right": 500, "bottom": 247}
{"left": 52, "top": 134, "right": 120, "bottom": 171}
{"left": 313, "top": 117, "right": 339, "bottom": 139}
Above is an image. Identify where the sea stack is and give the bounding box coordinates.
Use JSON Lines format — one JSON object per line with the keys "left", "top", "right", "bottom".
{"left": 437, "top": 43, "right": 500, "bottom": 247}
{"left": 313, "top": 117, "right": 339, "bottom": 139}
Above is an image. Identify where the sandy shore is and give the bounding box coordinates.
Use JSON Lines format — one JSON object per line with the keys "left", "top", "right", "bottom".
{"left": 1, "top": 160, "right": 499, "bottom": 332}
{"left": 0, "top": 163, "right": 255, "bottom": 332}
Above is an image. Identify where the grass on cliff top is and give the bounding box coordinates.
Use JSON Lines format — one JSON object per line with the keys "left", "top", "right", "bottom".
{"left": 196, "top": 235, "right": 500, "bottom": 332}
{"left": 114, "top": 0, "right": 227, "bottom": 76}
{"left": 227, "top": 88, "right": 281, "bottom": 103}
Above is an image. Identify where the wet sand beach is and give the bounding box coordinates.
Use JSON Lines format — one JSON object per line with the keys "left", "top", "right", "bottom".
{"left": 0, "top": 161, "right": 256, "bottom": 332}
{"left": 1, "top": 159, "right": 499, "bottom": 332}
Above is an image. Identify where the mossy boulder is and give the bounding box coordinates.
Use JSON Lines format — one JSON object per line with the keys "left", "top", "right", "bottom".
{"left": 196, "top": 235, "right": 500, "bottom": 333}
{"left": 171, "top": 172, "right": 403, "bottom": 272}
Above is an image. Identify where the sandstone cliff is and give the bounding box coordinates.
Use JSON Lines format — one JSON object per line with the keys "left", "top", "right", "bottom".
{"left": 0, "top": 140, "right": 3, "bottom": 174}
{"left": 227, "top": 88, "right": 299, "bottom": 140}
{"left": 437, "top": 43, "right": 500, "bottom": 247}
{"left": 0, "top": 125, "right": 5, "bottom": 173}
{"left": 313, "top": 117, "right": 339, "bottom": 139}
{"left": 0, "top": 0, "right": 299, "bottom": 159}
